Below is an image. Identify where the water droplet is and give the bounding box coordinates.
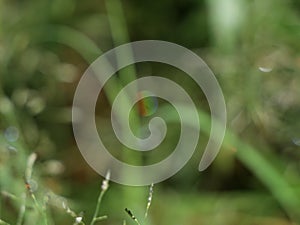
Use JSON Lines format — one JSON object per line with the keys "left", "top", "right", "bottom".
{"left": 62, "top": 201, "right": 67, "bottom": 210}
{"left": 6, "top": 145, "right": 17, "bottom": 154}
{"left": 136, "top": 91, "right": 158, "bottom": 117}
{"left": 28, "top": 179, "right": 38, "bottom": 192}
{"left": 292, "top": 138, "right": 300, "bottom": 146}
{"left": 4, "top": 126, "right": 19, "bottom": 142}
{"left": 75, "top": 216, "right": 83, "bottom": 224}
{"left": 259, "top": 67, "right": 273, "bottom": 73}
{"left": 105, "top": 170, "right": 111, "bottom": 180}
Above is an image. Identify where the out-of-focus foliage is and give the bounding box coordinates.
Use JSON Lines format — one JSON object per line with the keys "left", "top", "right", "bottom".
{"left": 0, "top": 0, "right": 300, "bottom": 224}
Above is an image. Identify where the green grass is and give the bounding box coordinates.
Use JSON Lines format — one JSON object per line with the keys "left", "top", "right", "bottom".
{"left": 1, "top": 0, "right": 300, "bottom": 224}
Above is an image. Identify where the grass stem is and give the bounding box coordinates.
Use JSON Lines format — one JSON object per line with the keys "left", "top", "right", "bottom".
{"left": 90, "top": 172, "right": 110, "bottom": 225}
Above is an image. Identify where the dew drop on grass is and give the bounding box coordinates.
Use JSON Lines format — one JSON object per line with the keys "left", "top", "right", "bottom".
{"left": 259, "top": 67, "right": 273, "bottom": 73}
{"left": 28, "top": 179, "right": 38, "bottom": 192}
{"left": 75, "top": 216, "right": 83, "bottom": 224}
{"left": 6, "top": 145, "right": 17, "bottom": 154}
{"left": 62, "top": 201, "right": 67, "bottom": 210}
{"left": 292, "top": 138, "right": 300, "bottom": 146}
{"left": 4, "top": 126, "right": 19, "bottom": 142}
{"left": 136, "top": 91, "right": 158, "bottom": 117}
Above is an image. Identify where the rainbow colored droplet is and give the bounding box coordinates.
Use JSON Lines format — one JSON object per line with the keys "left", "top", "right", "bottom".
{"left": 136, "top": 91, "right": 158, "bottom": 117}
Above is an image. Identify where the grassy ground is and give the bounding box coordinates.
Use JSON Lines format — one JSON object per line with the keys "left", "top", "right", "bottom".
{"left": 1, "top": 0, "right": 300, "bottom": 224}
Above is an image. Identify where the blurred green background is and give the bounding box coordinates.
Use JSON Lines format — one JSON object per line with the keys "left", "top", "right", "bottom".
{"left": 1, "top": 0, "right": 300, "bottom": 224}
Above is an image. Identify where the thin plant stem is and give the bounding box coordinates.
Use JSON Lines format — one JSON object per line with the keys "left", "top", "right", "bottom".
{"left": 16, "top": 193, "right": 26, "bottom": 225}
{"left": 91, "top": 216, "right": 107, "bottom": 224}
{"left": 30, "top": 193, "right": 48, "bottom": 225}
{"left": 125, "top": 208, "right": 141, "bottom": 225}
{"left": 105, "top": 0, "right": 138, "bottom": 84}
{"left": 90, "top": 191, "right": 106, "bottom": 225}
{"left": 105, "top": 0, "right": 147, "bottom": 213}
{"left": 144, "top": 183, "right": 154, "bottom": 219}
{"left": 25, "top": 153, "right": 48, "bottom": 225}
{"left": 90, "top": 172, "right": 110, "bottom": 225}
